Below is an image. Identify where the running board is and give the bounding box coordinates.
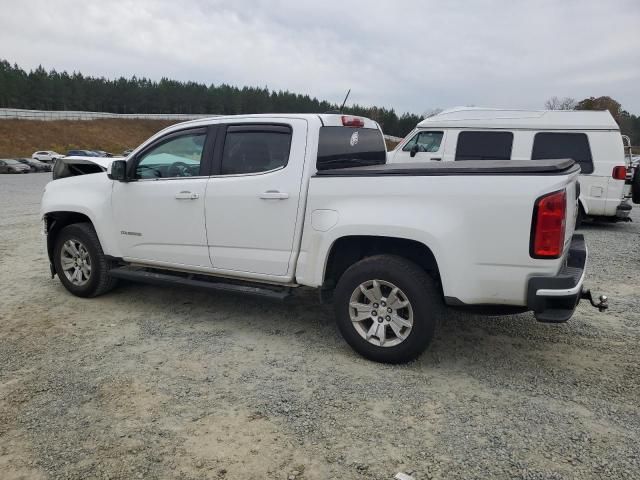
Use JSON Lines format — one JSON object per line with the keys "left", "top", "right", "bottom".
{"left": 108, "top": 266, "right": 292, "bottom": 301}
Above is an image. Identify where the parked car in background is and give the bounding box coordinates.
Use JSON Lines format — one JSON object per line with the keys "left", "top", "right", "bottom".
{"left": 32, "top": 151, "right": 64, "bottom": 163}
{"left": 0, "top": 159, "right": 31, "bottom": 173}
{"left": 387, "top": 108, "right": 634, "bottom": 224}
{"left": 65, "top": 150, "right": 100, "bottom": 157}
{"left": 122, "top": 148, "right": 134, "bottom": 156}
{"left": 92, "top": 150, "right": 114, "bottom": 157}
{"left": 17, "top": 158, "right": 52, "bottom": 172}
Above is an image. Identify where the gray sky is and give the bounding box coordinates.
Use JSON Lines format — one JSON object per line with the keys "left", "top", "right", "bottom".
{"left": 1, "top": 0, "right": 639, "bottom": 115}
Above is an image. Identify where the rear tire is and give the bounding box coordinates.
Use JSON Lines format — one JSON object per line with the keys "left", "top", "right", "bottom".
{"left": 632, "top": 166, "right": 640, "bottom": 205}
{"left": 333, "top": 254, "right": 444, "bottom": 364}
{"left": 576, "top": 203, "right": 585, "bottom": 229}
{"left": 53, "top": 223, "right": 118, "bottom": 298}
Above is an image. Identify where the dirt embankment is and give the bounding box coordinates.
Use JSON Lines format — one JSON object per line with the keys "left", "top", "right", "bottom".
{"left": 0, "top": 119, "right": 180, "bottom": 157}
{"left": 0, "top": 118, "right": 403, "bottom": 158}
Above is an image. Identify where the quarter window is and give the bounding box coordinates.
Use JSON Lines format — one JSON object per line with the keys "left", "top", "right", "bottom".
{"left": 402, "top": 131, "right": 443, "bottom": 153}
{"left": 455, "top": 131, "right": 513, "bottom": 160}
{"left": 221, "top": 125, "right": 292, "bottom": 175}
{"left": 135, "top": 132, "right": 206, "bottom": 179}
{"left": 532, "top": 132, "right": 594, "bottom": 174}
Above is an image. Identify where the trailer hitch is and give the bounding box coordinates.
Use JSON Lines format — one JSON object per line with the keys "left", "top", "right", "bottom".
{"left": 581, "top": 288, "right": 609, "bottom": 312}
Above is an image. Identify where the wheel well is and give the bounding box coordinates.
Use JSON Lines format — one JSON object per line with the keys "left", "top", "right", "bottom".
{"left": 44, "top": 211, "right": 93, "bottom": 274}
{"left": 323, "top": 236, "right": 441, "bottom": 291}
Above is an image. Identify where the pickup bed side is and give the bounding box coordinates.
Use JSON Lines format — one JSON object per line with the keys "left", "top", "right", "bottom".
{"left": 297, "top": 160, "right": 581, "bottom": 307}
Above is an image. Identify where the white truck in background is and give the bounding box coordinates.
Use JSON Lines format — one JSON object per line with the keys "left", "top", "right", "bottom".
{"left": 387, "top": 108, "right": 636, "bottom": 225}
{"left": 42, "top": 114, "right": 606, "bottom": 363}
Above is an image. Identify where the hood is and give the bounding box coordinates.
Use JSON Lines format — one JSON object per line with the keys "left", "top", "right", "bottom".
{"left": 52, "top": 155, "right": 124, "bottom": 180}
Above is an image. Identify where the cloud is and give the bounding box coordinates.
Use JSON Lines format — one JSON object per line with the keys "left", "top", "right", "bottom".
{"left": 1, "top": 0, "right": 639, "bottom": 113}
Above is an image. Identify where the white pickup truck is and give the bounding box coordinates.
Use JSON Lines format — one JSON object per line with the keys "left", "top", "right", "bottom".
{"left": 41, "top": 114, "right": 606, "bottom": 363}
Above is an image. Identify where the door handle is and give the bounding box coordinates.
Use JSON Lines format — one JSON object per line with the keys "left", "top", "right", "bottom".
{"left": 259, "top": 190, "right": 289, "bottom": 200}
{"left": 175, "top": 191, "right": 199, "bottom": 200}
{"left": 431, "top": 157, "right": 442, "bottom": 161}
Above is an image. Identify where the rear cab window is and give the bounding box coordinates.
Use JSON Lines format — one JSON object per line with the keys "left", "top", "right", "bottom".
{"left": 455, "top": 131, "right": 514, "bottom": 160}
{"left": 317, "top": 127, "right": 386, "bottom": 170}
{"left": 531, "top": 132, "right": 594, "bottom": 174}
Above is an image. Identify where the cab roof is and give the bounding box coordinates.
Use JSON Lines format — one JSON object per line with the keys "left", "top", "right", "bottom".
{"left": 172, "top": 113, "right": 380, "bottom": 130}
{"left": 417, "top": 107, "right": 619, "bottom": 131}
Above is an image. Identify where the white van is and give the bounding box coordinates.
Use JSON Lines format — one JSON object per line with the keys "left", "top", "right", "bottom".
{"left": 387, "top": 108, "right": 633, "bottom": 223}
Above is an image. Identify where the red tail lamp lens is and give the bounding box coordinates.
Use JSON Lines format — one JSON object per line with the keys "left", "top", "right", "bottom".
{"left": 532, "top": 190, "right": 566, "bottom": 258}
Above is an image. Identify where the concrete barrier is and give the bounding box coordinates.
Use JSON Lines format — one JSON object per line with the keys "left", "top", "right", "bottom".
{"left": 0, "top": 108, "right": 215, "bottom": 121}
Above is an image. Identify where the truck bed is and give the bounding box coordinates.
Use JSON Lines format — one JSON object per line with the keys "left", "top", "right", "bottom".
{"left": 302, "top": 157, "right": 581, "bottom": 306}
{"left": 315, "top": 159, "right": 578, "bottom": 177}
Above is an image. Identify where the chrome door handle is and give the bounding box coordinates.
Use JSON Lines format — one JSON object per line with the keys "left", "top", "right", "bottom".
{"left": 259, "top": 190, "right": 289, "bottom": 200}
{"left": 175, "top": 191, "right": 199, "bottom": 200}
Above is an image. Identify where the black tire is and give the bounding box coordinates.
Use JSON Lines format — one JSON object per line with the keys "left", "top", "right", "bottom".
{"left": 333, "top": 254, "right": 444, "bottom": 364}
{"left": 576, "top": 203, "right": 585, "bottom": 229}
{"left": 632, "top": 166, "right": 640, "bottom": 205}
{"left": 53, "top": 223, "right": 118, "bottom": 298}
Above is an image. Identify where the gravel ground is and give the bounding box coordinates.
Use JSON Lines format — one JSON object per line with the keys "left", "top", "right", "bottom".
{"left": 1, "top": 173, "right": 639, "bottom": 480}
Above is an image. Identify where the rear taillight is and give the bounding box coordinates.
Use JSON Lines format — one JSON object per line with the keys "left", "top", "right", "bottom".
{"left": 341, "top": 115, "right": 365, "bottom": 127}
{"left": 612, "top": 166, "right": 627, "bottom": 180}
{"left": 531, "top": 189, "right": 566, "bottom": 259}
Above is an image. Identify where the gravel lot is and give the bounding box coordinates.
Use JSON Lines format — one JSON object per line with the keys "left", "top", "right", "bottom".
{"left": 1, "top": 173, "right": 639, "bottom": 480}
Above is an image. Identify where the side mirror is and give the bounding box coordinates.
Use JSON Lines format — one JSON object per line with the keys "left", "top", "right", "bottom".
{"left": 107, "top": 160, "right": 127, "bottom": 181}
{"left": 410, "top": 144, "right": 420, "bottom": 158}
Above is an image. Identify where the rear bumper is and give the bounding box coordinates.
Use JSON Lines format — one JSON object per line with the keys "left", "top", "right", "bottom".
{"left": 527, "top": 234, "right": 587, "bottom": 323}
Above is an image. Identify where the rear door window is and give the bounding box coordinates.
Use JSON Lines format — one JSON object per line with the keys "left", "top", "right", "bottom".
{"left": 220, "top": 125, "right": 292, "bottom": 175}
{"left": 317, "top": 127, "right": 386, "bottom": 170}
{"left": 531, "top": 132, "right": 594, "bottom": 174}
{"left": 455, "top": 131, "right": 514, "bottom": 160}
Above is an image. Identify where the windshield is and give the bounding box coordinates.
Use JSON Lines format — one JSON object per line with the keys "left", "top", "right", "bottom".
{"left": 5, "top": 159, "right": 21, "bottom": 165}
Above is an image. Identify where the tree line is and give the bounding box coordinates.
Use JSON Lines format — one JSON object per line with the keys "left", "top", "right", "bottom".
{"left": 0, "top": 60, "right": 421, "bottom": 137}
{"left": 1, "top": 59, "right": 638, "bottom": 143}
{"left": 545, "top": 95, "right": 640, "bottom": 145}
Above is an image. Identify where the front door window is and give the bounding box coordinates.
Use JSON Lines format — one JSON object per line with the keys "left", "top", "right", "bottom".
{"left": 403, "top": 131, "right": 444, "bottom": 154}
{"left": 135, "top": 133, "right": 206, "bottom": 179}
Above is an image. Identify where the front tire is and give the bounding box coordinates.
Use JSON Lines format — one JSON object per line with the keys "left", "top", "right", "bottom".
{"left": 334, "top": 255, "right": 444, "bottom": 363}
{"left": 53, "top": 223, "right": 118, "bottom": 297}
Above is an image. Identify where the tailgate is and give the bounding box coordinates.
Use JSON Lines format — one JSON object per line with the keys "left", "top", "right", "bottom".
{"left": 563, "top": 171, "right": 581, "bottom": 249}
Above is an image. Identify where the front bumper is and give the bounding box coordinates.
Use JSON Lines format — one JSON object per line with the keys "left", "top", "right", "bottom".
{"left": 527, "top": 234, "right": 586, "bottom": 323}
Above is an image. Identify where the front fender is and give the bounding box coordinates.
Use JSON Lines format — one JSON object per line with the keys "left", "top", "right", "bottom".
{"left": 41, "top": 173, "right": 120, "bottom": 258}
